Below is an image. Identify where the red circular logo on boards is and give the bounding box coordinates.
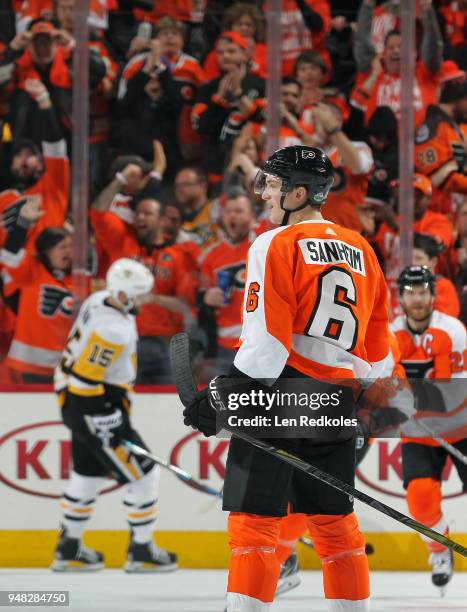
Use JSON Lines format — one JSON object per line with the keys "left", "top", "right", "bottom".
{"left": 0, "top": 421, "right": 121, "bottom": 499}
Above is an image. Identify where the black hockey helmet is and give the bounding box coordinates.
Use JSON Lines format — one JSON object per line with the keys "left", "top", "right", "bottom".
{"left": 254, "top": 145, "right": 334, "bottom": 206}
{"left": 397, "top": 265, "right": 436, "bottom": 296}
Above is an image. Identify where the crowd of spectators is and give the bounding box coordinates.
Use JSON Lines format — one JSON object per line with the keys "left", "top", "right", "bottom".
{"left": 0, "top": 0, "right": 465, "bottom": 385}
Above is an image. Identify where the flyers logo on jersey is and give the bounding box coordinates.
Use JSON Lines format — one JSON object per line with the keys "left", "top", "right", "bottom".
{"left": 220, "top": 263, "right": 247, "bottom": 291}
{"left": 39, "top": 286, "right": 74, "bottom": 318}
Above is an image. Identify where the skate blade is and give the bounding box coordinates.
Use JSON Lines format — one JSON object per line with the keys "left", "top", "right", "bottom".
{"left": 124, "top": 560, "right": 178, "bottom": 573}
{"left": 275, "top": 574, "right": 301, "bottom": 597}
{"left": 51, "top": 560, "right": 104, "bottom": 572}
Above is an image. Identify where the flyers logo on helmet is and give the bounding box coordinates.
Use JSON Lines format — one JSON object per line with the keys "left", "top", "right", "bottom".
{"left": 39, "top": 286, "right": 74, "bottom": 318}
{"left": 301, "top": 150, "right": 316, "bottom": 159}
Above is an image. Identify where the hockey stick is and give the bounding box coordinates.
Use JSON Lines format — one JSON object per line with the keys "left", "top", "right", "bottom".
{"left": 412, "top": 420, "right": 467, "bottom": 467}
{"left": 123, "top": 439, "right": 223, "bottom": 498}
{"left": 169, "top": 332, "right": 467, "bottom": 558}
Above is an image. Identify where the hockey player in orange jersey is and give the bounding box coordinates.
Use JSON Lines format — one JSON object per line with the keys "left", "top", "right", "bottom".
{"left": 183, "top": 145, "right": 393, "bottom": 611}
{"left": 392, "top": 266, "right": 467, "bottom": 595}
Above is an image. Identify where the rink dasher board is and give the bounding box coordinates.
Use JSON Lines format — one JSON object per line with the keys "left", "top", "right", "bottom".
{"left": 0, "top": 392, "right": 466, "bottom": 570}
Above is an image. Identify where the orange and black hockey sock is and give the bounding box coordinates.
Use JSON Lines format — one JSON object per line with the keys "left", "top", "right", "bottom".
{"left": 306, "top": 512, "right": 370, "bottom": 609}
{"left": 226, "top": 512, "right": 281, "bottom": 610}
{"left": 407, "top": 477, "right": 448, "bottom": 553}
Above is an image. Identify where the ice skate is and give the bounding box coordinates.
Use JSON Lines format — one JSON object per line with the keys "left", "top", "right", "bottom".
{"left": 51, "top": 529, "right": 104, "bottom": 572}
{"left": 125, "top": 538, "right": 178, "bottom": 573}
{"left": 429, "top": 548, "right": 453, "bottom": 596}
{"left": 275, "top": 550, "right": 301, "bottom": 597}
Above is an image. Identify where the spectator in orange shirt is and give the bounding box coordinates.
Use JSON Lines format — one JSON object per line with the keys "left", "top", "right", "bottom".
{"left": 91, "top": 181, "right": 197, "bottom": 383}
{"left": 133, "top": 0, "right": 192, "bottom": 25}
{"left": 1, "top": 197, "right": 73, "bottom": 383}
{"left": 53, "top": 0, "right": 119, "bottom": 198}
{"left": 239, "top": 78, "right": 314, "bottom": 157}
{"left": 414, "top": 61, "right": 467, "bottom": 215}
{"left": 406, "top": 174, "right": 454, "bottom": 248}
{"left": 0, "top": 79, "right": 69, "bottom": 251}
{"left": 199, "top": 192, "right": 259, "bottom": 371}
{"left": 279, "top": 0, "right": 331, "bottom": 77}
{"left": 295, "top": 50, "right": 326, "bottom": 119}
{"left": 308, "top": 102, "right": 374, "bottom": 232}
{"left": 352, "top": 0, "right": 443, "bottom": 129}
{"left": 438, "top": 0, "right": 466, "bottom": 71}
{"left": 374, "top": 174, "right": 454, "bottom": 319}
{"left": 1, "top": 18, "right": 106, "bottom": 147}
{"left": 191, "top": 31, "right": 265, "bottom": 183}
{"left": 412, "top": 232, "right": 460, "bottom": 318}
{"left": 203, "top": 3, "right": 267, "bottom": 80}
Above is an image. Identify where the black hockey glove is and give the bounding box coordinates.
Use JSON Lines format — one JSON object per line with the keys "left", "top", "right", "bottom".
{"left": 183, "top": 388, "right": 217, "bottom": 437}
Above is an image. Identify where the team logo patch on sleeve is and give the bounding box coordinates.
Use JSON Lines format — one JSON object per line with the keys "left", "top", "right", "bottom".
{"left": 415, "top": 124, "right": 430, "bottom": 144}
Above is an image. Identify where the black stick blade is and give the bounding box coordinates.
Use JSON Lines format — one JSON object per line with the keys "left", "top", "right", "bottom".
{"left": 170, "top": 332, "right": 198, "bottom": 407}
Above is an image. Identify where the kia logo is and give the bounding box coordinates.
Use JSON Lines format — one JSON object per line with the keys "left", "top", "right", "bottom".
{"left": 0, "top": 421, "right": 120, "bottom": 499}
{"left": 170, "top": 431, "right": 228, "bottom": 493}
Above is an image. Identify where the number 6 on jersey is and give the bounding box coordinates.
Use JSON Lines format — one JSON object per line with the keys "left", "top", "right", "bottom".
{"left": 305, "top": 267, "right": 359, "bottom": 351}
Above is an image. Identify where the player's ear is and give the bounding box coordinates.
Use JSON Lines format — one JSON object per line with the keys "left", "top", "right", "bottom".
{"left": 295, "top": 186, "right": 305, "bottom": 200}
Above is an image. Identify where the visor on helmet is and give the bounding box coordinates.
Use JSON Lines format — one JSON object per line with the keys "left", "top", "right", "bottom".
{"left": 398, "top": 281, "right": 434, "bottom": 296}
{"left": 253, "top": 170, "right": 285, "bottom": 196}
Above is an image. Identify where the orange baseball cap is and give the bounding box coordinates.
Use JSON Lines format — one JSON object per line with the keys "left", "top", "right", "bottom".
{"left": 390, "top": 174, "right": 432, "bottom": 197}
{"left": 413, "top": 173, "right": 432, "bottom": 196}
{"left": 30, "top": 21, "right": 54, "bottom": 36}
{"left": 217, "top": 31, "right": 248, "bottom": 51}
{"left": 440, "top": 60, "right": 466, "bottom": 83}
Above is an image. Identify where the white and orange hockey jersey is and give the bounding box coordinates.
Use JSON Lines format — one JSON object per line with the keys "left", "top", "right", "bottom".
{"left": 391, "top": 311, "right": 466, "bottom": 442}
{"left": 391, "top": 309, "right": 466, "bottom": 380}
{"left": 233, "top": 220, "right": 391, "bottom": 381}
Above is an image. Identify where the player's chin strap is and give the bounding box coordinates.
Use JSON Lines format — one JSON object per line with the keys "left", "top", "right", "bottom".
{"left": 279, "top": 192, "right": 310, "bottom": 227}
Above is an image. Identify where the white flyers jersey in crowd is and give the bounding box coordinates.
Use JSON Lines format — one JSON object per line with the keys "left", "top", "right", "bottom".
{"left": 54, "top": 291, "right": 138, "bottom": 397}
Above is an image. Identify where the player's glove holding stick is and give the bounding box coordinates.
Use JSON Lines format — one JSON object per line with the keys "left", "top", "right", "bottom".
{"left": 183, "top": 375, "right": 240, "bottom": 437}
{"left": 183, "top": 387, "right": 217, "bottom": 437}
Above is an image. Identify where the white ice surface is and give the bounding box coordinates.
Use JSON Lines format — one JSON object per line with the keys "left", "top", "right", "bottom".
{"left": 0, "top": 569, "right": 466, "bottom": 612}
